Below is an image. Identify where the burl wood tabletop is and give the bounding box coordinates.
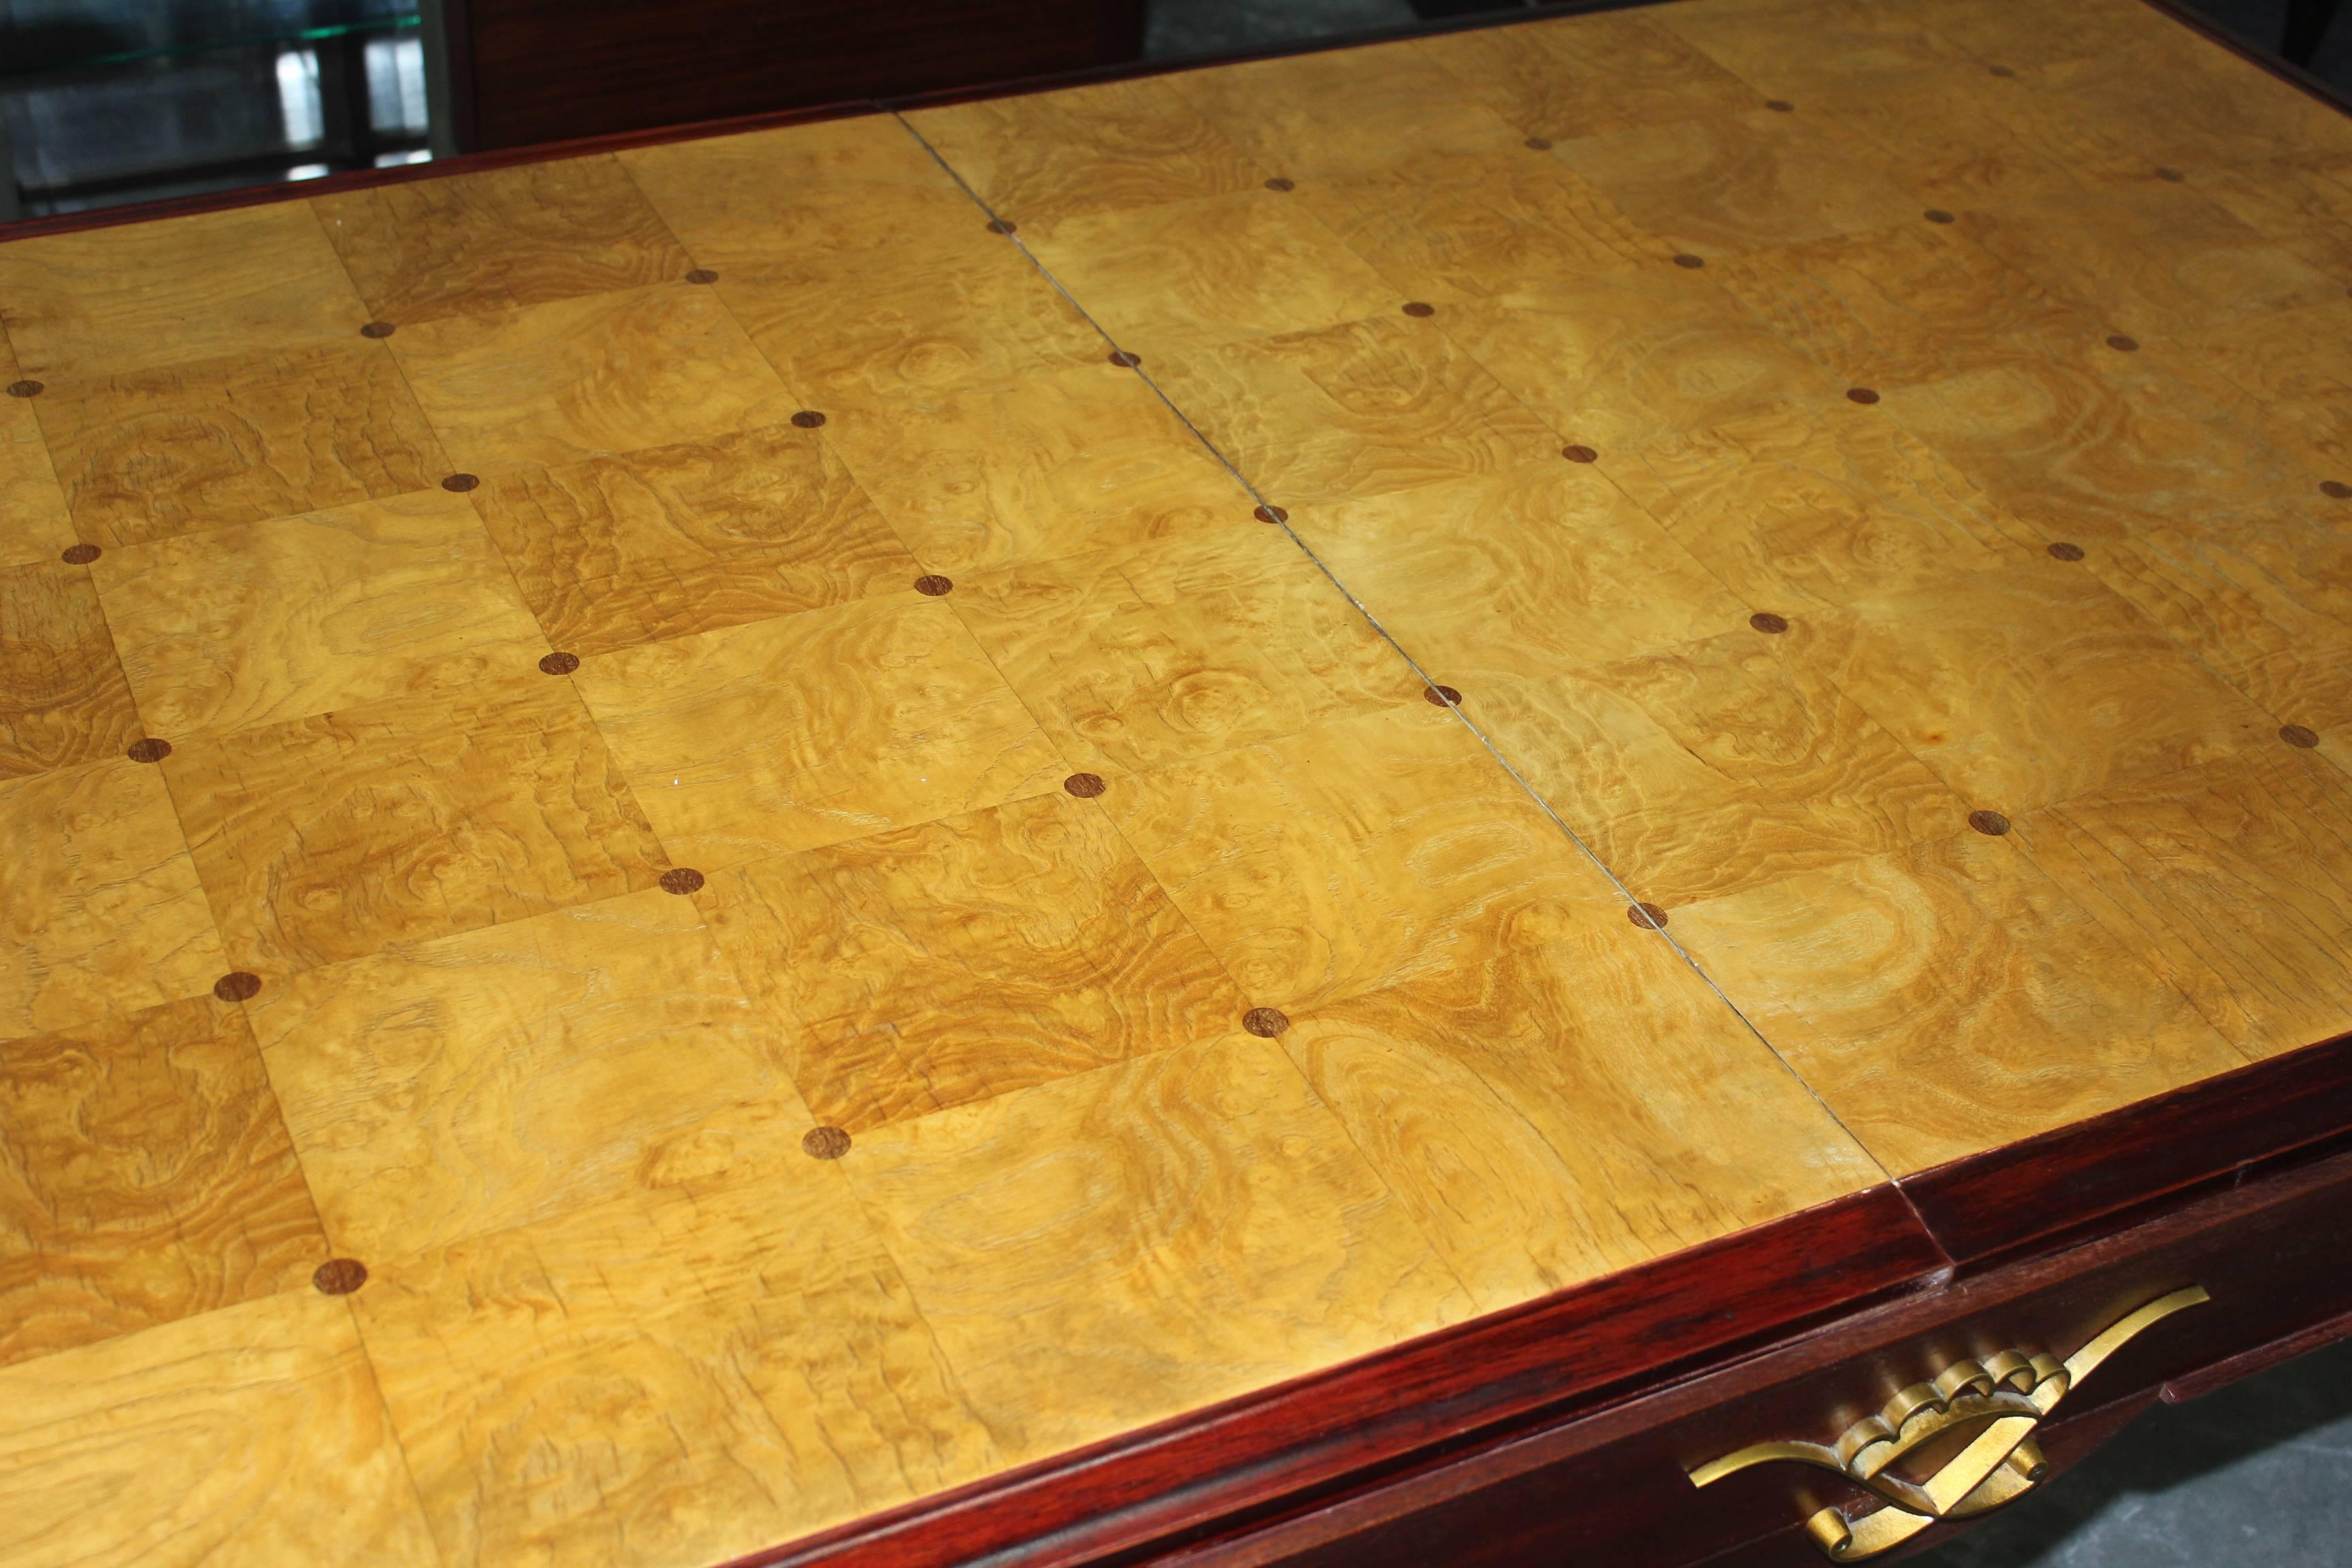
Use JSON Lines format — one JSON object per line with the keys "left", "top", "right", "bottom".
{"left": 3, "top": 0, "right": 2351, "bottom": 1562}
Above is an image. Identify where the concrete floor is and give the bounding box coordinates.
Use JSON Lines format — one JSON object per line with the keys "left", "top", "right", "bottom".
{"left": 1143, "top": 3, "right": 2352, "bottom": 1562}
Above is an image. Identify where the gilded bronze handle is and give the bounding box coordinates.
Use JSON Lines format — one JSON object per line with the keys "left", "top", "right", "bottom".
{"left": 1688, "top": 1286, "right": 2208, "bottom": 1560}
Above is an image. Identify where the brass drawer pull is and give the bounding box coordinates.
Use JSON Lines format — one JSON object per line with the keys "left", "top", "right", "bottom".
{"left": 1688, "top": 1286, "right": 2209, "bottom": 1559}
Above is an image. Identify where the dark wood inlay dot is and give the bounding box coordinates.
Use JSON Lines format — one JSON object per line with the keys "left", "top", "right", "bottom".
{"left": 1064, "top": 772, "right": 1107, "bottom": 798}
{"left": 127, "top": 736, "right": 173, "bottom": 763}
{"left": 1424, "top": 684, "right": 1462, "bottom": 707}
{"left": 1673, "top": 253, "right": 1705, "bottom": 269}
{"left": 659, "top": 867, "right": 706, "bottom": 896}
{"left": 61, "top": 542, "right": 101, "bottom": 564}
{"left": 1629, "top": 902, "right": 1669, "bottom": 930}
{"left": 1750, "top": 611, "right": 1788, "bottom": 634}
{"left": 5, "top": 380, "right": 42, "bottom": 398}
{"left": 214, "top": 971, "right": 263, "bottom": 1002}
{"left": 1254, "top": 504, "right": 1289, "bottom": 524}
{"left": 1562, "top": 444, "right": 1599, "bottom": 463}
{"left": 1970, "top": 809, "right": 2012, "bottom": 836}
{"left": 685, "top": 268, "right": 719, "bottom": 284}
{"left": 539, "top": 651, "right": 581, "bottom": 674}
{"left": 914, "top": 574, "right": 953, "bottom": 596}
{"left": 359, "top": 321, "right": 396, "bottom": 338}
{"left": 441, "top": 473, "right": 479, "bottom": 493}
{"left": 1264, "top": 176, "right": 1295, "bottom": 191}
{"left": 2281, "top": 724, "right": 2321, "bottom": 749}
{"left": 1243, "top": 1007, "right": 1290, "bottom": 1038}
{"left": 2046, "top": 542, "right": 2086, "bottom": 561}
{"left": 804, "top": 1126, "right": 853, "bottom": 1159}
{"left": 791, "top": 410, "right": 827, "bottom": 429}
{"left": 312, "top": 1258, "right": 369, "bottom": 1295}
{"left": 1846, "top": 387, "right": 1880, "bottom": 405}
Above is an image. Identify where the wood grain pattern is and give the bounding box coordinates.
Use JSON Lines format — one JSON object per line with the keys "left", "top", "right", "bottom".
{"left": 471, "top": 423, "right": 918, "bottom": 656}
{"left": 572, "top": 593, "right": 1064, "bottom": 870}
{"left": 1420, "top": 11, "right": 1763, "bottom": 142}
{"left": 0, "top": 760, "right": 227, "bottom": 1044}
{"left": 2198, "top": 157, "right": 2352, "bottom": 282}
{"left": 820, "top": 363, "right": 1245, "bottom": 573}
{"left": 313, "top": 154, "right": 692, "bottom": 324}
{"left": 388, "top": 282, "right": 796, "bottom": 470}
{"left": 1649, "top": 0, "right": 1978, "bottom": 94}
{"left": 353, "top": 1166, "right": 993, "bottom": 1568}
{"left": 167, "top": 676, "right": 669, "bottom": 975}
{"left": 0, "top": 333, "right": 74, "bottom": 570}
{"left": 2021, "top": 746, "right": 2352, "bottom": 1058}
{"left": 947, "top": 525, "right": 1410, "bottom": 778}
{"left": 0, "top": 203, "right": 365, "bottom": 378}
{"left": 1803, "top": 564, "right": 2278, "bottom": 813}
{"left": 0, "top": 559, "right": 141, "bottom": 779}
{"left": 1669, "top": 823, "right": 2246, "bottom": 1175}
{"left": 0, "top": 1291, "right": 438, "bottom": 1568}
{"left": 706, "top": 791, "right": 1241, "bottom": 1132}
{"left": 907, "top": 78, "right": 1262, "bottom": 226}
{"left": 843, "top": 1032, "right": 1473, "bottom": 1467}
{"left": 1791, "top": 67, "right": 2097, "bottom": 207}
{"left": 37, "top": 343, "right": 449, "bottom": 549}
{"left": 93, "top": 489, "right": 550, "bottom": 739}
{"left": 247, "top": 887, "right": 802, "bottom": 1258}
{"left": 2181, "top": 295, "right": 2352, "bottom": 471}
{"left": 0, "top": 994, "right": 324, "bottom": 1366}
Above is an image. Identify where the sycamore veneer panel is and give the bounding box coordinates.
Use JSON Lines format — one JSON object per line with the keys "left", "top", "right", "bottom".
{"left": 1024, "top": 193, "right": 1401, "bottom": 349}
{"left": 821, "top": 363, "right": 1245, "bottom": 573}
{"left": 2025, "top": 32, "right": 2352, "bottom": 172}
{"left": 2022, "top": 745, "right": 2352, "bottom": 1059}
{"left": 573, "top": 593, "right": 1064, "bottom": 869}
{"left": 1803, "top": 564, "right": 2277, "bottom": 814}
{"left": 167, "top": 677, "right": 670, "bottom": 975}
{"left": 37, "top": 344, "right": 450, "bottom": 549}
{"left": 617, "top": 116, "right": 983, "bottom": 274}
{"left": 1419, "top": 12, "right": 1762, "bottom": 142}
{"left": 472, "top": 423, "right": 918, "bottom": 657}
{"left": 0, "top": 559, "right": 141, "bottom": 779}
{"left": 0, "top": 994, "right": 324, "bottom": 1367}
{"left": 388, "top": 282, "right": 796, "bottom": 471}
{"left": 2198, "top": 158, "right": 2352, "bottom": 282}
{"left": 845, "top": 1032, "right": 1473, "bottom": 1466}
{"left": 248, "top": 887, "right": 802, "bottom": 1258}
{"left": 0, "top": 335, "right": 73, "bottom": 570}
{"left": 312, "top": 155, "right": 691, "bottom": 325}
{"left": 1671, "top": 824, "right": 2245, "bottom": 1175}
{"left": 906, "top": 78, "right": 1262, "bottom": 226}
{"left": 721, "top": 224, "right": 1103, "bottom": 407}
{"left": 93, "top": 489, "right": 549, "bottom": 740}
{"left": 1612, "top": 406, "right": 2022, "bottom": 610}
{"left": 1548, "top": 110, "right": 1921, "bottom": 259}
{"left": 0, "top": 1292, "right": 436, "bottom": 1567}
{"left": 1788, "top": 67, "right": 2095, "bottom": 208}
{"left": 2183, "top": 296, "right": 2352, "bottom": 471}
{"left": 949, "top": 525, "right": 1412, "bottom": 779}
{"left": 0, "top": 203, "right": 364, "bottom": 380}
{"left": 1648, "top": 0, "right": 1979, "bottom": 93}
{"left": 1149, "top": 314, "right": 1558, "bottom": 506}
{"left": 354, "top": 1167, "right": 992, "bottom": 1568}
{"left": 706, "top": 791, "right": 1241, "bottom": 1133}
{"left": 1439, "top": 270, "right": 1845, "bottom": 456}
{"left": 0, "top": 761, "right": 226, "bottom": 1043}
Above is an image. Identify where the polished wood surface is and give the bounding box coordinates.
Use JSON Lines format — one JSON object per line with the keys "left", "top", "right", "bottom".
{"left": 2, "top": 1, "right": 2350, "bottom": 1563}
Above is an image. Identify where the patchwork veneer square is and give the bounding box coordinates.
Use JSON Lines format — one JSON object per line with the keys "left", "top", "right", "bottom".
{"left": 0, "top": 203, "right": 365, "bottom": 379}
{"left": 723, "top": 224, "right": 1102, "bottom": 407}
{"left": 94, "top": 489, "right": 549, "bottom": 740}
{"left": 37, "top": 342, "right": 449, "bottom": 549}
{"left": 906, "top": 77, "right": 1262, "bottom": 225}
{"left": 1290, "top": 459, "right": 1744, "bottom": 675}
{"left": 0, "top": 761, "right": 227, "bottom": 1044}
{"left": 572, "top": 593, "right": 1064, "bottom": 870}
{"left": 0, "top": 1292, "right": 437, "bottom": 1564}
{"left": 2021, "top": 745, "right": 2352, "bottom": 1059}
{"left": 1419, "top": 12, "right": 1762, "bottom": 142}
{"left": 1165, "top": 42, "right": 1524, "bottom": 184}
{"left": 1145, "top": 314, "right": 1558, "bottom": 507}
{"left": 1786, "top": 68, "right": 2095, "bottom": 207}
{"left": 1648, "top": 0, "right": 1977, "bottom": 93}
{"left": 706, "top": 791, "right": 1242, "bottom": 1133}
{"left": 1669, "top": 825, "right": 2245, "bottom": 1175}
{"left": 1280, "top": 922, "right": 1884, "bottom": 1316}
{"left": 1614, "top": 406, "right": 2021, "bottom": 610}
{"left": 387, "top": 282, "right": 795, "bottom": 471}
{"left": 1439, "top": 270, "right": 1845, "bottom": 457}
{"left": 471, "top": 423, "right": 918, "bottom": 657}
{"left": 248, "top": 887, "right": 804, "bottom": 1258}
{"left": 1548, "top": 111, "right": 1921, "bottom": 258}
{"left": 1880, "top": 340, "right": 2323, "bottom": 540}
{"left": 0, "top": 994, "right": 325, "bottom": 1367}
{"left": 0, "top": 335, "right": 72, "bottom": 570}
{"left": 1024, "top": 193, "right": 1400, "bottom": 348}
{"left": 619, "top": 114, "right": 992, "bottom": 273}
{"left": 821, "top": 363, "right": 1245, "bottom": 574}
{"left": 1301, "top": 147, "right": 1674, "bottom": 305}
{"left": 2076, "top": 504, "right": 2352, "bottom": 731}
{"left": 0, "top": 558, "right": 142, "bottom": 779}
{"left": 949, "top": 525, "right": 1411, "bottom": 779}
{"left": 2024, "top": 35, "right": 2352, "bottom": 174}
{"left": 2198, "top": 158, "right": 2352, "bottom": 282}
{"left": 1804, "top": 564, "right": 2278, "bottom": 815}
{"left": 352, "top": 1171, "right": 992, "bottom": 1568}
{"left": 842, "top": 1032, "right": 1471, "bottom": 1467}
{"left": 1706, "top": 220, "right": 2089, "bottom": 387}
{"left": 2180, "top": 296, "right": 2352, "bottom": 471}
{"left": 1961, "top": 182, "right": 2342, "bottom": 336}
{"left": 166, "top": 678, "right": 670, "bottom": 975}
{"left": 1461, "top": 627, "right": 1970, "bottom": 907}
{"left": 312, "top": 154, "right": 691, "bottom": 324}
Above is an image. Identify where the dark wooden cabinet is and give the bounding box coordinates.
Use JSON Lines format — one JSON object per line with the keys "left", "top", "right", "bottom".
{"left": 440, "top": 0, "right": 1146, "bottom": 150}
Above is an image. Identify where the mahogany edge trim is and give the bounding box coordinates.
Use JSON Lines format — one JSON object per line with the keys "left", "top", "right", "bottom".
{"left": 720, "top": 1185, "right": 1944, "bottom": 1568}
{"left": 2161, "top": 1302, "right": 2352, "bottom": 1403}
{"left": 1899, "top": 1029, "right": 2352, "bottom": 1266}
